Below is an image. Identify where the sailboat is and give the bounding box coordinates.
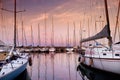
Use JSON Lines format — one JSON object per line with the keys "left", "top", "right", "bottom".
{"left": 40, "top": 13, "right": 49, "bottom": 53}
{"left": 66, "top": 22, "right": 73, "bottom": 53}
{"left": 79, "top": 0, "right": 120, "bottom": 74}
{"left": 19, "top": 21, "right": 25, "bottom": 52}
{"left": 0, "top": 0, "right": 31, "bottom": 79}
{"left": 49, "top": 16, "right": 56, "bottom": 52}
{"left": 37, "top": 23, "right": 41, "bottom": 52}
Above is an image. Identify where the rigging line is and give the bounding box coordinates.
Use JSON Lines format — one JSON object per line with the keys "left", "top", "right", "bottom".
{"left": 118, "top": 22, "right": 120, "bottom": 41}
{"left": 66, "top": 33, "right": 67, "bottom": 47}
{"left": 44, "top": 12, "right": 47, "bottom": 47}
{"left": 114, "top": 0, "right": 120, "bottom": 42}
{"left": 21, "top": 20, "right": 24, "bottom": 46}
{"left": 31, "top": 25, "right": 34, "bottom": 46}
{"left": 101, "top": 1, "right": 105, "bottom": 23}
{"left": 20, "top": 11, "right": 26, "bottom": 46}
{"left": 0, "top": 0, "right": 5, "bottom": 41}
{"left": 73, "top": 22, "right": 76, "bottom": 47}
{"left": 38, "top": 23, "right": 40, "bottom": 46}
{"left": 3, "top": 9, "right": 8, "bottom": 43}
{"left": 23, "top": 24, "right": 27, "bottom": 46}
{"left": 16, "top": 24, "right": 19, "bottom": 46}
{"left": 88, "top": 18, "right": 90, "bottom": 38}
{"left": 67, "top": 21, "right": 69, "bottom": 47}
{"left": 19, "top": 0, "right": 26, "bottom": 46}
{"left": 51, "top": 16, "right": 54, "bottom": 46}
{"left": 109, "top": 2, "right": 117, "bottom": 29}
{"left": 79, "top": 21, "right": 81, "bottom": 45}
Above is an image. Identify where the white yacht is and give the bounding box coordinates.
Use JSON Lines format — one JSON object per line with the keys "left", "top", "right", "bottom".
{"left": 79, "top": 0, "right": 120, "bottom": 75}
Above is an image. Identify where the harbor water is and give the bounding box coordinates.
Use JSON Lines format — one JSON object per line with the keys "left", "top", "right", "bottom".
{"left": 14, "top": 52, "right": 120, "bottom": 80}
{"left": 14, "top": 52, "right": 82, "bottom": 80}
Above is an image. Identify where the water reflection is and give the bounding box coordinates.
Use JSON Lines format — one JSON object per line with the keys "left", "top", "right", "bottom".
{"left": 77, "top": 63, "right": 120, "bottom": 80}
{"left": 14, "top": 69, "right": 31, "bottom": 80}
{"left": 26, "top": 52, "right": 82, "bottom": 80}
{"left": 14, "top": 53, "right": 120, "bottom": 80}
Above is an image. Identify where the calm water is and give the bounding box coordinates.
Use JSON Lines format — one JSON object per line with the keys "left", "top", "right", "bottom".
{"left": 14, "top": 52, "right": 120, "bottom": 80}
{"left": 77, "top": 63, "right": 120, "bottom": 80}
{"left": 15, "top": 52, "right": 82, "bottom": 80}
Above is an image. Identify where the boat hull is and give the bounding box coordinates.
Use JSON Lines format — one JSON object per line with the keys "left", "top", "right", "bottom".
{"left": 80, "top": 56, "right": 120, "bottom": 74}
{"left": 49, "top": 47, "right": 56, "bottom": 52}
{"left": 0, "top": 60, "right": 28, "bottom": 80}
{"left": 77, "top": 63, "right": 120, "bottom": 80}
{"left": 66, "top": 48, "right": 73, "bottom": 52}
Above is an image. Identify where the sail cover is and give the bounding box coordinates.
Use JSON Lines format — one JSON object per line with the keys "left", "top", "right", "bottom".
{"left": 81, "top": 24, "right": 111, "bottom": 43}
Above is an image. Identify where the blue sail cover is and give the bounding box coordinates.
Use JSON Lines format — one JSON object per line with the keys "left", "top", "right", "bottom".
{"left": 81, "top": 25, "right": 111, "bottom": 43}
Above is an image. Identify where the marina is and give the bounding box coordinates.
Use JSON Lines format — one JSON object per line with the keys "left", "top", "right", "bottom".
{"left": 0, "top": 0, "right": 120, "bottom": 80}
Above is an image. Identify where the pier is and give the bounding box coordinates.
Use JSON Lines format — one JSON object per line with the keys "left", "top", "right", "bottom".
{"left": 17, "top": 46, "right": 79, "bottom": 53}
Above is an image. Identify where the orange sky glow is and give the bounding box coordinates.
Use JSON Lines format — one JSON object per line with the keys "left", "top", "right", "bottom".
{"left": 0, "top": 0, "right": 119, "bottom": 46}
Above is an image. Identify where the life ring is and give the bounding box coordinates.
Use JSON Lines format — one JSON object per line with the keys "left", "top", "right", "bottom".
{"left": 89, "top": 58, "right": 93, "bottom": 66}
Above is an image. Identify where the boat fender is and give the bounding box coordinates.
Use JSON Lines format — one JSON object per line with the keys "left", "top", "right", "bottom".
{"left": 6, "top": 59, "right": 11, "bottom": 63}
{"left": 78, "top": 57, "right": 81, "bottom": 62}
{"left": 80, "top": 57, "right": 85, "bottom": 63}
{"left": 28, "top": 57, "right": 32, "bottom": 66}
{"left": 81, "top": 51, "right": 85, "bottom": 55}
{"left": 2, "top": 72, "right": 5, "bottom": 75}
{"left": 89, "top": 58, "right": 93, "bottom": 66}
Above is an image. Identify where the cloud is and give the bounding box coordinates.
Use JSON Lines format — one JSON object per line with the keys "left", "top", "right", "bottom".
{"left": 31, "top": 13, "right": 49, "bottom": 23}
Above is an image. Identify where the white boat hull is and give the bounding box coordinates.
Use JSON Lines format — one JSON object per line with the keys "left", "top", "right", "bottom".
{"left": 66, "top": 48, "right": 73, "bottom": 52}
{"left": 40, "top": 48, "right": 49, "bottom": 52}
{"left": 82, "top": 56, "right": 120, "bottom": 74}
{"left": 49, "top": 47, "right": 56, "bottom": 52}
{"left": 79, "top": 47, "right": 120, "bottom": 74}
{"left": 0, "top": 53, "right": 28, "bottom": 80}
{"left": 0, "top": 60, "right": 27, "bottom": 80}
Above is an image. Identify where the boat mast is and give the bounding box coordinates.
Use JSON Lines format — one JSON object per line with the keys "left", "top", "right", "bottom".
{"left": 44, "top": 13, "right": 47, "bottom": 47}
{"left": 13, "top": 0, "right": 25, "bottom": 48}
{"left": 23, "top": 26, "right": 27, "bottom": 46}
{"left": 38, "top": 23, "right": 41, "bottom": 46}
{"left": 31, "top": 25, "right": 34, "bottom": 46}
{"left": 73, "top": 22, "right": 76, "bottom": 47}
{"left": 51, "top": 16, "right": 54, "bottom": 47}
{"left": 104, "top": 0, "right": 112, "bottom": 48}
{"left": 16, "top": 24, "right": 19, "bottom": 46}
{"left": 22, "top": 21, "right": 24, "bottom": 46}
{"left": 114, "top": 0, "right": 120, "bottom": 42}
{"left": 67, "top": 22, "right": 69, "bottom": 47}
{"left": 79, "top": 21, "right": 82, "bottom": 47}
{"left": 14, "top": 0, "right": 17, "bottom": 48}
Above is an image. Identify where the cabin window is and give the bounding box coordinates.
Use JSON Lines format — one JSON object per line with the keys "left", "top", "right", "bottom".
{"left": 103, "top": 53, "right": 106, "bottom": 55}
{"left": 115, "top": 54, "right": 119, "bottom": 56}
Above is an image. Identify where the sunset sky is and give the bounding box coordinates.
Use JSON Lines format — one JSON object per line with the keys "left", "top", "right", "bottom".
{"left": 0, "top": 0, "right": 119, "bottom": 46}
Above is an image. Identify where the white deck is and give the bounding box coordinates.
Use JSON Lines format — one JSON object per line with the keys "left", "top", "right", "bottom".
{"left": 0, "top": 53, "right": 28, "bottom": 80}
